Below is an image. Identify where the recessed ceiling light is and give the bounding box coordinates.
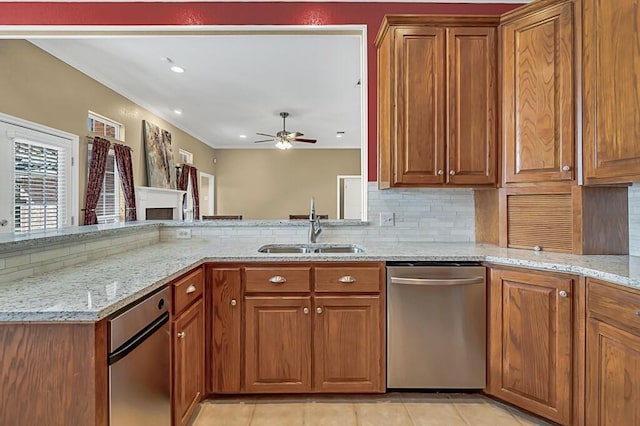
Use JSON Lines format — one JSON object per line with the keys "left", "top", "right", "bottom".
{"left": 239, "top": 135, "right": 247, "bottom": 139}
{"left": 173, "top": 109, "right": 182, "bottom": 115}
{"left": 336, "top": 131, "right": 346, "bottom": 138}
{"left": 170, "top": 65, "right": 185, "bottom": 73}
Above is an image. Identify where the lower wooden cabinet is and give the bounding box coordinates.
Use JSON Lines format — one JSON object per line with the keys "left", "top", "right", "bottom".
{"left": 488, "top": 267, "right": 575, "bottom": 425}
{"left": 244, "top": 296, "right": 313, "bottom": 393}
{"left": 314, "top": 295, "right": 382, "bottom": 392}
{"left": 207, "top": 262, "right": 385, "bottom": 395}
{"left": 586, "top": 279, "right": 640, "bottom": 426}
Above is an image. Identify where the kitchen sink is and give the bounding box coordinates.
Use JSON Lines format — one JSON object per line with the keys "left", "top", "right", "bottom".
{"left": 258, "top": 243, "right": 365, "bottom": 254}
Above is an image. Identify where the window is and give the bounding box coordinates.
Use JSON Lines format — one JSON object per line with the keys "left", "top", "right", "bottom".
{"left": 87, "top": 112, "right": 124, "bottom": 224}
{"left": 179, "top": 149, "right": 193, "bottom": 165}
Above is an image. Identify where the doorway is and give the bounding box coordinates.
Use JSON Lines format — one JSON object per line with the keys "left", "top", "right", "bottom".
{"left": 199, "top": 172, "right": 215, "bottom": 218}
{"left": 337, "top": 175, "right": 362, "bottom": 220}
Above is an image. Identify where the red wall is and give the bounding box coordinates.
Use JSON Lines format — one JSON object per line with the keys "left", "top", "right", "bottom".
{"left": 0, "top": 2, "right": 520, "bottom": 180}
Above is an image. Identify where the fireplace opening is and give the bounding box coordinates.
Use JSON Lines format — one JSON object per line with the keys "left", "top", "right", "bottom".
{"left": 145, "top": 208, "right": 174, "bottom": 220}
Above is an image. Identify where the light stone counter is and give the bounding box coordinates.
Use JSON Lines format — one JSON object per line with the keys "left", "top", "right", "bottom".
{"left": 1, "top": 239, "right": 640, "bottom": 322}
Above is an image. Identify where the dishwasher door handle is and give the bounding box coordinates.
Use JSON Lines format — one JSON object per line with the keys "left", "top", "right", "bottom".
{"left": 390, "top": 276, "right": 484, "bottom": 286}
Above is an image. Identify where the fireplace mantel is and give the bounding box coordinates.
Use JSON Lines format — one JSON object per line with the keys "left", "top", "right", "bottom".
{"left": 135, "top": 186, "right": 186, "bottom": 221}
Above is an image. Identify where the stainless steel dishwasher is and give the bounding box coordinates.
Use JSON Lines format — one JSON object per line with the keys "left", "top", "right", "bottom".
{"left": 108, "top": 287, "right": 171, "bottom": 426}
{"left": 387, "top": 262, "right": 486, "bottom": 389}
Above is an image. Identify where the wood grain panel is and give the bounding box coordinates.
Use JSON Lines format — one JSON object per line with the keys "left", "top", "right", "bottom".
{"left": 588, "top": 278, "right": 640, "bottom": 336}
{"left": 447, "top": 27, "right": 497, "bottom": 185}
{"left": 488, "top": 268, "right": 573, "bottom": 425}
{"left": 210, "top": 268, "right": 242, "bottom": 393}
{"left": 583, "top": 0, "right": 640, "bottom": 183}
{"left": 575, "top": 186, "right": 629, "bottom": 255}
{"left": 502, "top": 1, "right": 574, "bottom": 184}
{"left": 173, "top": 266, "right": 203, "bottom": 315}
{"left": 173, "top": 299, "right": 204, "bottom": 426}
{"left": 586, "top": 318, "right": 640, "bottom": 426}
{"left": 245, "top": 267, "right": 311, "bottom": 293}
{"left": 394, "top": 26, "right": 446, "bottom": 185}
{"left": 313, "top": 296, "right": 382, "bottom": 392}
{"left": 244, "top": 296, "right": 312, "bottom": 393}
{"left": 377, "top": 32, "right": 392, "bottom": 189}
{"left": 474, "top": 189, "right": 499, "bottom": 245}
{"left": 0, "top": 322, "right": 105, "bottom": 426}
{"left": 506, "top": 193, "right": 573, "bottom": 252}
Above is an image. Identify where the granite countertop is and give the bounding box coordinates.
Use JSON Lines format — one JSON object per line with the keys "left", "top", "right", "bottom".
{"left": 1, "top": 239, "right": 640, "bottom": 322}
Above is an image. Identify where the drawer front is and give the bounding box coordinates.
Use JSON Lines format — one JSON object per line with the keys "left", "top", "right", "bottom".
{"left": 173, "top": 267, "right": 204, "bottom": 314}
{"left": 314, "top": 267, "right": 381, "bottom": 293}
{"left": 245, "top": 267, "right": 311, "bottom": 293}
{"left": 588, "top": 279, "right": 640, "bottom": 335}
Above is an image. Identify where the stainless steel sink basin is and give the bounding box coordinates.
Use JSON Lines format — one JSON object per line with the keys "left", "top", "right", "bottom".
{"left": 258, "top": 243, "right": 365, "bottom": 254}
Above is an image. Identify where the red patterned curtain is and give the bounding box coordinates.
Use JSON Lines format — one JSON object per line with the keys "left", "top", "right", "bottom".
{"left": 84, "top": 137, "right": 111, "bottom": 225}
{"left": 176, "top": 164, "right": 191, "bottom": 219}
{"left": 113, "top": 143, "right": 137, "bottom": 221}
{"left": 190, "top": 166, "right": 200, "bottom": 220}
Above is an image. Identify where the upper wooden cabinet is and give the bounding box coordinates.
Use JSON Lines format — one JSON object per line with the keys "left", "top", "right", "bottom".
{"left": 376, "top": 16, "right": 498, "bottom": 188}
{"left": 501, "top": 0, "right": 575, "bottom": 185}
{"left": 583, "top": 0, "right": 640, "bottom": 184}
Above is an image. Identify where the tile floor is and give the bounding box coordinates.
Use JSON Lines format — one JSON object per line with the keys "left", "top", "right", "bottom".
{"left": 192, "top": 393, "right": 554, "bottom": 426}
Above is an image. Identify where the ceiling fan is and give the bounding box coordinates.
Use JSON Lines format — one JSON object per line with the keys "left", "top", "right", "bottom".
{"left": 254, "top": 112, "right": 317, "bottom": 149}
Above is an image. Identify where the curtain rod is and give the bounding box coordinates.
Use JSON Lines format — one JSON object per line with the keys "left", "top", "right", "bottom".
{"left": 85, "top": 135, "right": 133, "bottom": 151}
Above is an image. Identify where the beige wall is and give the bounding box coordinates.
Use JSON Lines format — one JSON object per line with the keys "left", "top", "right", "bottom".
{"left": 214, "top": 149, "right": 360, "bottom": 219}
{"left": 0, "top": 40, "right": 216, "bottom": 223}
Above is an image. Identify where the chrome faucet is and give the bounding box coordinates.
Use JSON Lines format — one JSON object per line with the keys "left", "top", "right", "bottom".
{"left": 309, "top": 197, "right": 322, "bottom": 243}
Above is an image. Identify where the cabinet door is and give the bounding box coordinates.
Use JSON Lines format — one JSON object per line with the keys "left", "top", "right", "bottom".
{"left": 502, "top": 2, "right": 574, "bottom": 184}
{"left": 586, "top": 319, "right": 640, "bottom": 426}
{"left": 313, "top": 296, "right": 383, "bottom": 393}
{"left": 583, "top": 0, "right": 640, "bottom": 183}
{"left": 210, "top": 268, "right": 241, "bottom": 393}
{"left": 174, "top": 298, "right": 204, "bottom": 426}
{"left": 488, "top": 269, "right": 573, "bottom": 425}
{"left": 394, "top": 27, "right": 446, "bottom": 185}
{"left": 447, "top": 27, "right": 497, "bottom": 185}
{"left": 244, "top": 296, "right": 312, "bottom": 393}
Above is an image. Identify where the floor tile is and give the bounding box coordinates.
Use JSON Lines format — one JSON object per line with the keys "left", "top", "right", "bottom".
{"left": 193, "top": 400, "right": 255, "bottom": 426}
{"left": 303, "top": 399, "right": 357, "bottom": 426}
{"left": 354, "top": 397, "right": 413, "bottom": 426}
{"left": 250, "top": 402, "right": 305, "bottom": 426}
{"left": 402, "top": 393, "right": 467, "bottom": 426}
{"left": 451, "top": 396, "right": 522, "bottom": 426}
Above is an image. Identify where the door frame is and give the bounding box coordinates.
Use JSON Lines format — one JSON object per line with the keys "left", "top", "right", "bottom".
{"left": 336, "top": 174, "right": 362, "bottom": 219}
{"left": 199, "top": 171, "right": 215, "bottom": 218}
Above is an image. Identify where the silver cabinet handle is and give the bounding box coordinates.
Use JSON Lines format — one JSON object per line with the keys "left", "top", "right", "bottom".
{"left": 562, "top": 165, "right": 571, "bottom": 171}
{"left": 559, "top": 290, "right": 568, "bottom": 298}
{"left": 230, "top": 299, "right": 237, "bottom": 307}
{"left": 390, "top": 276, "right": 484, "bottom": 286}
{"left": 449, "top": 170, "right": 456, "bottom": 176}
{"left": 437, "top": 170, "right": 444, "bottom": 176}
{"left": 186, "top": 285, "right": 197, "bottom": 294}
{"left": 635, "top": 310, "right": 640, "bottom": 317}
{"left": 177, "top": 331, "right": 185, "bottom": 339}
{"left": 316, "top": 307, "right": 323, "bottom": 314}
{"left": 338, "top": 276, "right": 356, "bottom": 283}
{"left": 269, "top": 275, "right": 287, "bottom": 284}
{"left": 303, "top": 307, "right": 309, "bottom": 315}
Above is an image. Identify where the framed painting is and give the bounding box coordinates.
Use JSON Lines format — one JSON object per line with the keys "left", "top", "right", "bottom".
{"left": 143, "top": 120, "right": 176, "bottom": 189}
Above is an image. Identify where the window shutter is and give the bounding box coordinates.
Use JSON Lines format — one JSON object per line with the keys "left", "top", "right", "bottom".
{"left": 13, "top": 138, "right": 66, "bottom": 232}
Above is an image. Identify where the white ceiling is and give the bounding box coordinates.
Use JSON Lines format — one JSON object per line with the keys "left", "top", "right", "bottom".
{"left": 31, "top": 34, "right": 362, "bottom": 149}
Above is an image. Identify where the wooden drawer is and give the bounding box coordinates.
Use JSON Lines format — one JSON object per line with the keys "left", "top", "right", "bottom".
{"left": 173, "top": 267, "right": 204, "bottom": 315}
{"left": 588, "top": 278, "right": 640, "bottom": 336}
{"left": 314, "top": 267, "right": 382, "bottom": 293}
{"left": 245, "top": 267, "right": 311, "bottom": 293}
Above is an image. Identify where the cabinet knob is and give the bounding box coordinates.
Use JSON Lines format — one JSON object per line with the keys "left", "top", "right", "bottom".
{"left": 230, "top": 299, "right": 237, "bottom": 307}
{"left": 303, "top": 307, "right": 309, "bottom": 315}
{"left": 636, "top": 311, "right": 640, "bottom": 317}
{"left": 338, "top": 276, "right": 356, "bottom": 284}
{"left": 268, "top": 275, "right": 287, "bottom": 284}
{"left": 186, "top": 285, "right": 197, "bottom": 294}
{"left": 177, "top": 331, "right": 186, "bottom": 339}
{"left": 559, "top": 290, "right": 569, "bottom": 298}
{"left": 437, "top": 170, "right": 444, "bottom": 176}
{"left": 316, "top": 307, "right": 323, "bottom": 314}
{"left": 533, "top": 246, "right": 542, "bottom": 252}
{"left": 562, "top": 165, "right": 571, "bottom": 172}
{"left": 449, "top": 170, "right": 456, "bottom": 176}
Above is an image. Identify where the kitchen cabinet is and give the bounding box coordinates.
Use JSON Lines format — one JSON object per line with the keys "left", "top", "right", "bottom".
{"left": 586, "top": 279, "right": 640, "bottom": 425}
{"left": 376, "top": 16, "right": 497, "bottom": 188}
{"left": 501, "top": 0, "right": 574, "bottom": 184}
{"left": 583, "top": 0, "right": 640, "bottom": 184}
{"left": 488, "top": 267, "right": 575, "bottom": 425}
{"left": 208, "top": 268, "right": 242, "bottom": 394}
{"left": 172, "top": 267, "right": 205, "bottom": 426}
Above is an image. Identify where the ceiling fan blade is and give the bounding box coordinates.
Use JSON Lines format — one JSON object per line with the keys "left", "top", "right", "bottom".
{"left": 253, "top": 139, "right": 273, "bottom": 143}
{"left": 294, "top": 138, "right": 317, "bottom": 143}
{"left": 288, "top": 131, "right": 304, "bottom": 138}
{"left": 256, "top": 132, "right": 276, "bottom": 138}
